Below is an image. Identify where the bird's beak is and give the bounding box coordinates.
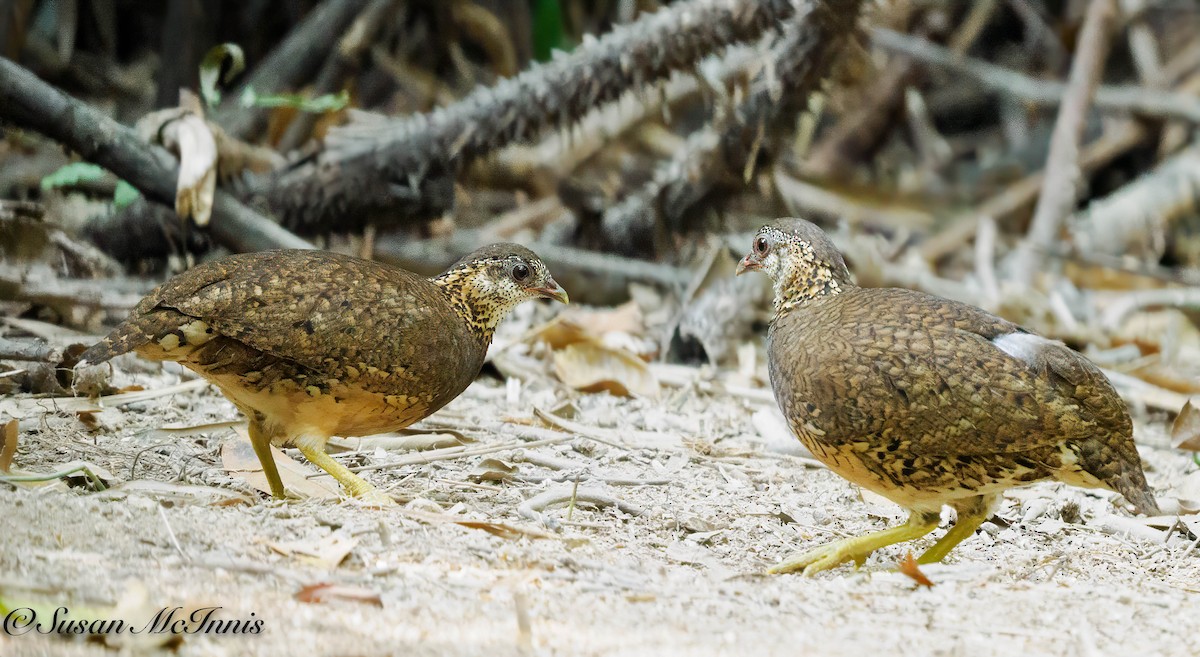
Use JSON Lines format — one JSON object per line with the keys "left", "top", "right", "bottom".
{"left": 735, "top": 255, "right": 760, "bottom": 276}
{"left": 531, "top": 278, "right": 569, "bottom": 304}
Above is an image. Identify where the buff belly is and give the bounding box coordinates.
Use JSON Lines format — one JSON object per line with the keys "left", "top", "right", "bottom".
{"left": 201, "top": 370, "right": 432, "bottom": 443}
{"left": 796, "top": 428, "right": 1093, "bottom": 513}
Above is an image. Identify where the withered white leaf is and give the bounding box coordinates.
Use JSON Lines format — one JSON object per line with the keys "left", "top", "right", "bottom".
{"left": 171, "top": 112, "right": 218, "bottom": 227}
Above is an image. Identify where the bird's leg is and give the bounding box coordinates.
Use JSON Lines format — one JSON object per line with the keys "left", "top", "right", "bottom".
{"left": 917, "top": 494, "right": 997, "bottom": 564}
{"left": 769, "top": 511, "right": 941, "bottom": 576}
{"left": 248, "top": 419, "right": 288, "bottom": 500}
{"left": 294, "top": 436, "right": 395, "bottom": 507}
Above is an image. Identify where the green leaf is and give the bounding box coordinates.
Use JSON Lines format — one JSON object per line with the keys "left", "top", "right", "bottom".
{"left": 239, "top": 87, "right": 350, "bottom": 113}
{"left": 40, "top": 162, "right": 105, "bottom": 191}
{"left": 113, "top": 181, "right": 141, "bottom": 209}
{"left": 199, "top": 43, "right": 246, "bottom": 108}
{"left": 41, "top": 162, "right": 142, "bottom": 208}
{"left": 532, "top": 0, "right": 568, "bottom": 62}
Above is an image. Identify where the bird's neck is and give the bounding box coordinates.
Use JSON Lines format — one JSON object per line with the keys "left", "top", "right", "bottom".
{"left": 432, "top": 268, "right": 520, "bottom": 343}
{"left": 773, "top": 258, "right": 844, "bottom": 318}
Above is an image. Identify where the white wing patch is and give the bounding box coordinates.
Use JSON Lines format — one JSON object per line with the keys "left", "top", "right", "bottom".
{"left": 991, "top": 332, "right": 1055, "bottom": 365}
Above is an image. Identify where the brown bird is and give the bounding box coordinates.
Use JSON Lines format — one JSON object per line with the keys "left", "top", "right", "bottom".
{"left": 81, "top": 245, "right": 568, "bottom": 505}
{"left": 737, "top": 218, "right": 1158, "bottom": 575}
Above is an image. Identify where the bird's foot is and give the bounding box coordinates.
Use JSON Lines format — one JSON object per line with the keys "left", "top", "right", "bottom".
{"left": 768, "top": 511, "right": 941, "bottom": 576}
{"left": 348, "top": 485, "right": 396, "bottom": 508}
{"left": 295, "top": 441, "right": 395, "bottom": 508}
{"left": 767, "top": 540, "right": 870, "bottom": 576}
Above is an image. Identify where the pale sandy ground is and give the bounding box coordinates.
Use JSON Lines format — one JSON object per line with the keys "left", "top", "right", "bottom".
{"left": 3, "top": 312, "right": 1199, "bottom": 657}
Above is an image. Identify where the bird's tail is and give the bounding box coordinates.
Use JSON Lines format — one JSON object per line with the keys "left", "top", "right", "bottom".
{"left": 1111, "top": 468, "right": 1160, "bottom": 516}
{"left": 78, "top": 309, "right": 182, "bottom": 366}
{"left": 1070, "top": 436, "right": 1160, "bottom": 516}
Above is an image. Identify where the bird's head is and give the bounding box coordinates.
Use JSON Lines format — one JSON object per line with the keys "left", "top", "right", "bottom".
{"left": 736, "top": 218, "right": 852, "bottom": 315}
{"left": 434, "top": 243, "right": 568, "bottom": 339}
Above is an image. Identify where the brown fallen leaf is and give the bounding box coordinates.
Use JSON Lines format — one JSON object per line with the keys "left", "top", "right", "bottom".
{"left": 1, "top": 418, "right": 17, "bottom": 472}
{"left": 527, "top": 316, "right": 591, "bottom": 350}
{"left": 898, "top": 552, "right": 934, "bottom": 588}
{"left": 221, "top": 427, "right": 340, "bottom": 500}
{"left": 1172, "top": 399, "right": 1200, "bottom": 451}
{"left": 75, "top": 410, "right": 100, "bottom": 431}
{"left": 295, "top": 583, "right": 383, "bottom": 607}
{"left": 553, "top": 341, "right": 659, "bottom": 398}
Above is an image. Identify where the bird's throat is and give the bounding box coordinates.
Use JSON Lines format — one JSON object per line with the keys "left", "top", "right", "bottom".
{"left": 432, "top": 269, "right": 518, "bottom": 343}
{"left": 773, "top": 259, "right": 842, "bottom": 317}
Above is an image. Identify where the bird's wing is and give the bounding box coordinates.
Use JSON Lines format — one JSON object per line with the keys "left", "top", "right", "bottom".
{"left": 154, "top": 251, "right": 471, "bottom": 376}
{"left": 774, "top": 288, "right": 1126, "bottom": 458}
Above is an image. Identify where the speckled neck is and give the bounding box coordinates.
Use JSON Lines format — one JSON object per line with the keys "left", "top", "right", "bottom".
{"left": 774, "top": 242, "right": 846, "bottom": 318}
{"left": 432, "top": 264, "right": 525, "bottom": 343}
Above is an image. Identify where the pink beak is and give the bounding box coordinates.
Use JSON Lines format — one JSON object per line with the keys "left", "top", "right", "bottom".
{"left": 735, "top": 255, "right": 760, "bottom": 276}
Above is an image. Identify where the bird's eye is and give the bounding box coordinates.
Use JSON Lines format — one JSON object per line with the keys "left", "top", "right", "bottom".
{"left": 511, "top": 262, "right": 531, "bottom": 281}
{"left": 754, "top": 236, "right": 769, "bottom": 255}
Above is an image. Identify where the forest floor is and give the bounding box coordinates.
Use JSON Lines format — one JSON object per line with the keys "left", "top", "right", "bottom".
{"left": 2, "top": 307, "right": 1200, "bottom": 657}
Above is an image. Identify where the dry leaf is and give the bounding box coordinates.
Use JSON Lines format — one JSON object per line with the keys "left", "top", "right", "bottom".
{"left": 295, "top": 583, "right": 383, "bottom": 606}
{"left": 1172, "top": 399, "right": 1200, "bottom": 451}
{"left": 898, "top": 552, "right": 935, "bottom": 587}
{"left": 172, "top": 111, "right": 218, "bottom": 226}
{"left": 553, "top": 342, "right": 659, "bottom": 397}
{"left": 221, "top": 427, "right": 340, "bottom": 500}
{"left": 1174, "top": 470, "right": 1200, "bottom": 514}
{"left": 269, "top": 531, "right": 359, "bottom": 569}
{"left": 469, "top": 458, "right": 517, "bottom": 482}
{"left": 528, "top": 316, "right": 592, "bottom": 350}
{"left": 564, "top": 301, "right": 644, "bottom": 336}
{"left": 1, "top": 418, "right": 17, "bottom": 473}
{"left": 75, "top": 410, "right": 100, "bottom": 431}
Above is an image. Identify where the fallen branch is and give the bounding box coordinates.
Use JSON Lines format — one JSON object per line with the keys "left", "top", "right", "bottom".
{"left": 1069, "top": 143, "right": 1200, "bottom": 258}
{"left": 374, "top": 229, "right": 690, "bottom": 305}
{"left": 0, "top": 58, "right": 312, "bottom": 253}
{"left": 257, "top": 0, "right": 801, "bottom": 234}
{"left": 1011, "top": 0, "right": 1117, "bottom": 285}
{"left": 600, "top": 0, "right": 864, "bottom": 254}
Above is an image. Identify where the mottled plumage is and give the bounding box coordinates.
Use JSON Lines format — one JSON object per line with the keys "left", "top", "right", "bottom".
{"left": 738, "top": 218, "right": 1157, "bottom": 574}
{"left": 82, "top": 245, "right": 567, "bottom": 503}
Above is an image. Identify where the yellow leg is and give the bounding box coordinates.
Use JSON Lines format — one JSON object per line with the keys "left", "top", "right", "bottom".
{"left": 295, "top": 439, "right": 395, "bottom": 507}
{"left": 248, "top": 420, "right": 288, "bottom": 500}
{"left": 917, "top": 495, "right": 996, "bottom": 564}
{"left": 769, "top": 511, "right": 940, "bottom": 576}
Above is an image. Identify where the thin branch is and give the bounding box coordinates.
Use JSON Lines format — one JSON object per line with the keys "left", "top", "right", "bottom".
{"left": 872, "top": 27, "right": 1200, "bottom": 123}
{"left": 0, "top": 57, "right": 312, "bottom": 253}
{"left": 256, "top": 0, "right": 801, "bottom": 234}
{"left": 211, "top": 0, "right": 370, "bottom": 140}
{"left": 1007, "top": 0, "right": 1118, "bottom": 286}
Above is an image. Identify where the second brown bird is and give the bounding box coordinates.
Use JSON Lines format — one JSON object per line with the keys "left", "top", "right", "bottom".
{"left": 738, "top": 218, "right": 1158, "bottom": 575}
